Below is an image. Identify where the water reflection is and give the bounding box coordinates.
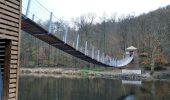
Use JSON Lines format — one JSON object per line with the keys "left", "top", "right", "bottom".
{"left": 19, "top": 75, "right": 170, "bottom": 100}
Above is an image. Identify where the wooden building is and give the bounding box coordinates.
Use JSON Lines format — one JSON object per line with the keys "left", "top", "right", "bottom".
{"left": 0, "top": 0, "right": 22, "bottom": 100}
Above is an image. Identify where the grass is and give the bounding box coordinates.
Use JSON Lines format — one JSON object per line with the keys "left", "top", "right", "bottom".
{"left": 80, "top": 66, "right": 106, "bottom": 77}
{"left": 81, "top": 66, "right": 105, "bottom": 71}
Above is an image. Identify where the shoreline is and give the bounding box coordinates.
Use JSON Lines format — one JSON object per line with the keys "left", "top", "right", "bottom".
{"left": 20, "top": 68, "right": 170, "bottom": 81}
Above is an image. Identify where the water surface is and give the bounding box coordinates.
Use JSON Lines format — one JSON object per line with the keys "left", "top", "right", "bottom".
{"left": 19, "top": 75, "right": 170, "bottom": 100}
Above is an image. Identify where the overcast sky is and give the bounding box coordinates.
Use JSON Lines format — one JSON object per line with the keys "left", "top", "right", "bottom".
{"left": 23, "top": 0, "right": 170, "bottom": 22}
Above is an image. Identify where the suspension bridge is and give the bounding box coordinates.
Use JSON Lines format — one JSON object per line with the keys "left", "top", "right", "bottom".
{"left": 21, "top": 0, "right": 135, "bottom": 68}
{"left": 0, "top": 0, "right": 136, "bottom": 99}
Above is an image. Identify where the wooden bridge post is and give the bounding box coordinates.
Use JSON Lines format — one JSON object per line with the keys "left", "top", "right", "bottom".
{"left": 0, "top": 0, "right": 22, "bottom": 100}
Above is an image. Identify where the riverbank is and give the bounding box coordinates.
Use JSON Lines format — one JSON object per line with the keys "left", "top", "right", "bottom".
{"left": 20, "top": 67, "right": 156, "bottom": 81}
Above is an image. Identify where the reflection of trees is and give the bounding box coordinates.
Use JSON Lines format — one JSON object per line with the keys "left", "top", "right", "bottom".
{"left": 118, "top": 83, "right": 139, "bottom": 100}
{"left": 19, "top": 76, "right": 170, "bottom": 100}
{"left": 154, "top": 81, "right": 170, "bottom": 100}
{"left": 19, "top": 77, "right": 124, "bottom": 100}
{"left": 138, "top": 81, "right": 170, "bottom": 100}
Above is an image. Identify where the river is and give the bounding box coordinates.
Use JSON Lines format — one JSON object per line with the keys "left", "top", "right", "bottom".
{"left": 19, "top": 75, "right": 170, "bottom": 100}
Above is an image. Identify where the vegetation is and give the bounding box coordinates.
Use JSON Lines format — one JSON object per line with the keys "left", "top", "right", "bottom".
{"left": 20, "top": 6, "right": 170, "bottom": 73}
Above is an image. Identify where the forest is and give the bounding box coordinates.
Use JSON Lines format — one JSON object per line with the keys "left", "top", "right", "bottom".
{"left": 20, "top": 5, "right": 170, "bottom": 71}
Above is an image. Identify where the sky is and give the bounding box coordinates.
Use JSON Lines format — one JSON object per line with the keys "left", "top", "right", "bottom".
{"left": 23, "top": 0, "right": 170, "bottom": 22}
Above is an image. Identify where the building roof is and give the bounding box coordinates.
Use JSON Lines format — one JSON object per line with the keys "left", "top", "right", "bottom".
{"left": 126, "top": 46, "right": 137, "bottom": 51}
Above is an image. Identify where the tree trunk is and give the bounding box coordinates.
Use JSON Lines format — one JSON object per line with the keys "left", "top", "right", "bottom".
{"left": 150, "top": 47, "right": 156, "bottom": 75}
{"left": 150, "top": 59, "right": 155, "bottom": 75}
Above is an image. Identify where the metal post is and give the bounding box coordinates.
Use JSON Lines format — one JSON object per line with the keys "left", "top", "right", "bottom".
{"left": 85, "top": 41, "right": 87, "bottom": 55}
{"left": 80, "top": 47, "right": 82, "bottom": 52}
{"left": 32, "top": 14, "right": 35, "bottom": 21}
{"left": 101, "top": 53, "right": 102, "bottom": 62}
{"left": 26, "top": 0, "right": 32, "bottom": 17}
{"left": 116, "top": 59, "right": 117, "bottom": 66}
{"left": 101, "top": 54, "right": 102, "bottom": 62}
{"left": 63, "top": 36, "right": 65, "bottom": 41}
{"left": 92, "top": 46, "right": 94, "bottom": 59}
{"left": 103, "top": 56, "right": 105, "bottom": 64}
{"left": 111, "top": 57, "right": 113, "bottom": 66}
{"left": 73, "top": 42, "right": 74, "bottom": 47}
{"left": 48, "top": 12, "right": 53, "bottom": 33}
{"left": 101, "top": 53, "right": 103, "bottom": 62}
{"left": 97, "top": 50, "right": 100, "bottom": 61}
{"left": 64, "top": 26, "right": 68, "bottom": 43}
{"left": 109, "top": 57, "right": 111, "bottom": 65}
{"left": 87, "top": 50, "right": 88, "bottom": 56}
{"left": 76, "top": 34, "right": 79, "bottom": 49}
{"left": 102, "top": 53, "right": 104, "bottom": 63}
{"left": 103, "top": 55, "right": 106, "bottom": 64}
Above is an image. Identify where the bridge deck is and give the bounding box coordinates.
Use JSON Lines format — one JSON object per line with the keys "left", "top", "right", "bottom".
{"left": 21, "top": 15, "right": 111, "bottom": 67}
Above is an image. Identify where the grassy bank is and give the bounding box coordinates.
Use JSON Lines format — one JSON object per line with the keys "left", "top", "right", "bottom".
{"left": 20, "top": 67, "right": 121, "bottom": 78}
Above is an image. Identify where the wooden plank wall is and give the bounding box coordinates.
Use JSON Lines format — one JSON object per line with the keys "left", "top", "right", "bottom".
{"left": 0, "top": 0, "right": 21, "bottom": 100}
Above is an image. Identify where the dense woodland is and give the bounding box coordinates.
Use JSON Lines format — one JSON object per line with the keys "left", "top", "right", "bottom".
{"left": 20, "top": 6, "right": 170, "bottom": 71}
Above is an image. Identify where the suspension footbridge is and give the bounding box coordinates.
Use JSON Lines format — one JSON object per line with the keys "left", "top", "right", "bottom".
{"left": 21, "top": 0, "right": 134, "bottom": 68}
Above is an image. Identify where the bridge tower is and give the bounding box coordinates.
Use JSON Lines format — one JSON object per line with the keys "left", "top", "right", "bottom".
{"left": 122, "top": 46, "right": 141, "bottom": 74}
{"left": 0, "top": 0, "right": 22, "bottom": 100}
{"left": 125, "top": 46, "right": 139, "bottom": 69}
